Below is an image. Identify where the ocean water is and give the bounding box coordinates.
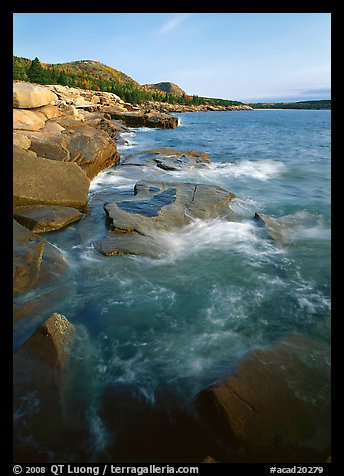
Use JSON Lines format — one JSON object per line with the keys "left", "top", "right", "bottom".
{"left": 13, "top": 110, "right": 331, "bottom": 461}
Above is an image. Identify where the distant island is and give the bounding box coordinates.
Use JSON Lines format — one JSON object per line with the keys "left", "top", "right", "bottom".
{"left": 248, "top": 100, "right": 331, "bottom": 110}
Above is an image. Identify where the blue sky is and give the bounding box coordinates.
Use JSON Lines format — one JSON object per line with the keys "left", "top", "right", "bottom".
{"left": 13, "top": 13, "right": 331, "bottom": 102}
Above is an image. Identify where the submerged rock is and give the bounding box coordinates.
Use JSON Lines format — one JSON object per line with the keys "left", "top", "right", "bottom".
{"left": 13, "top": 205, "right": 83, "bottom": 232}
{"left": 97, "top": 181, "right": 236, "bottom": 257}
{"left": 195, "top": 334, "right": 331, "bottom": 462}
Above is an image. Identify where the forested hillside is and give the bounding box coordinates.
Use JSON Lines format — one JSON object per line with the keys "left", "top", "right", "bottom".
{"left": 13, "top": 56, "right": 244, "bottom": 107}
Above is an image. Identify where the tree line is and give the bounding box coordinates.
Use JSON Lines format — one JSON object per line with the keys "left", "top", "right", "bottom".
{"left": 13, "top": 56, "right": 243, "bottom": 107}
{"left": 248, "top": 100, "right": 331, "bottom": 110}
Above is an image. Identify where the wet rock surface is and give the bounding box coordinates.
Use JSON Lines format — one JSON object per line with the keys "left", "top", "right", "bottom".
{"left": 13, "top": 219, "right": 67, "bottom": 296}
{"left": 13, "top": 313, "right": 76, "bottom": 462}
{"left": 13, "top": 205, "right": 83, "bottom": 233}
{"left": 97, "top": 181, "right": 236, "bottom": 257}
{"left": 15, "top": 312, "right": 75, "bottom": 376}
{"left": 97, "top": 385, "right": 220, "bottom": 462}
{"left": 122, "top": 147, "right": 210, "bottom": 171}
{"left": 255, "top": 212, "right": 290, "bottom": 244}
{"left": 195, "top": 334, "right": 331, "bottom": 462}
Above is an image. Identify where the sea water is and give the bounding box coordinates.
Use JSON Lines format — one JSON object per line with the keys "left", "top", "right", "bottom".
{"left": 13, "top": 110, "right": 331, "bottom": 461}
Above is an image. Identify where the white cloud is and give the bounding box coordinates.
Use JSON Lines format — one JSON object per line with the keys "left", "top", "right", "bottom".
{"left": 158, "top": 14, "right": 190, "bottom": 34}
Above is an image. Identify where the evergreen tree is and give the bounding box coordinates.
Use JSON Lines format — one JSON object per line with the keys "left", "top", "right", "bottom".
{"left": 27, "top": 57, "right": 45, "bottom": 83}
{"left": 57, "top": 70, "right": 68, "bottom": 86}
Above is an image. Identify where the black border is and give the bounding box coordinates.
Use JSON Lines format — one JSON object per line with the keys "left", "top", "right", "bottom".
{"left": 6, "top": 2, "right": 335, "bottom": 473}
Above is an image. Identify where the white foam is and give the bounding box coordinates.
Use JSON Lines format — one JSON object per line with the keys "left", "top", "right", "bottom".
{"left": 295, "top": 285, "right": 331, "bottom": 315}
{"left": 120, "top": 131, "right": 136, "bottom": 138}
{"left": 150, "top": 218, "right": 281, "bottom": 263}
{"left": 171, "top": 159, "right": 286, "bottom": 183}
{"left": 87, "top": 407, "right": 111, "bottom": 453}
{"left": 79, "top": 246, "right": 103, "bottom": 264}
{"left": 277, "top": 211, "right": 330, "bottom": 242}
{"left": 117, "top": 133, "right": 138, "bottom": 151}
{"left": 117, "top": 142, "right": 137, "bottom": 151}
{"left": 13, "top": 391, "right": 40, "bottom": 422}
{"left": 290, "top": 226, "right": 330, "bottom": 241}
{"left": 89, "top": 171, "right": 137, "bottom": 192}
{"left": 131, "top": 126, "right": 156, "bottom": 133}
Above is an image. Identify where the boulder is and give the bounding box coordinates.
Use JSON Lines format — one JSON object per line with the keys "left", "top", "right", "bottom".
{"left": 97, "top": 181, "right": 236, "bottom": 257}
{"left": 16, "top": 312, "right": 75, "bottom": 375}
{"left": 195, "top": 334, "right": 331, "bottom": 462}
{"left": 13, "top": 219, "right": 43, "bottom": 294}
{"left": 31, "top": 117, "right": 121, "bottom": 179}
{"left": 13, "top": 220, "right": 67, "bottom": 295}
{"left": 13, "top": 147, "right": 90, "bottom": 209}
{"left": 63, "top": 122, "right": 120, "bottom": 179}
{"left": 17, "top": 113, "right": 120, "bottom": 179}
{"left": 13, "top": 82, "right": 58, "bottom": 109}
{"left": 13, "top": 313, "right": 75, "bottom": 460}
{"left": 13, "top": 108, "right": 46, "bottom": 131}
{"left": 13, "top": 205, "right": 83, "bottom": 232}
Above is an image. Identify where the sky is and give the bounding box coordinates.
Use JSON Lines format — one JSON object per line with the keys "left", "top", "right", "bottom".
{"left": 13, "top": 13, "right": 331, "bottom": 102}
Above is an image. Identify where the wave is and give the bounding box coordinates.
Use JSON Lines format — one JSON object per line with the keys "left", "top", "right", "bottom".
{"left": 87, "top": 406, "right": 111, "bottom": 454}
{"left": 130, "top": 126, "right": 157, "bottom": 133}
{"left": 117, "top": 132, "right": 138, "bottom": 151}
{"left": 278, "top": 211, "right": 330, "bottom": 242}
{"left": 146, "top": 218, "right": 282, "bottom": 264}
{"left": 172, "top": 159, "right": 286, "bottom": 183}
{"left": 90, "top": 157, "right": 285, "bottom": 195}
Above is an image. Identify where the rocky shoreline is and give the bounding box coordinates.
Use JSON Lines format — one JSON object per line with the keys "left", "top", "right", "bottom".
{"left": 13, "top": 81, "right": 330, "bottom": 463}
